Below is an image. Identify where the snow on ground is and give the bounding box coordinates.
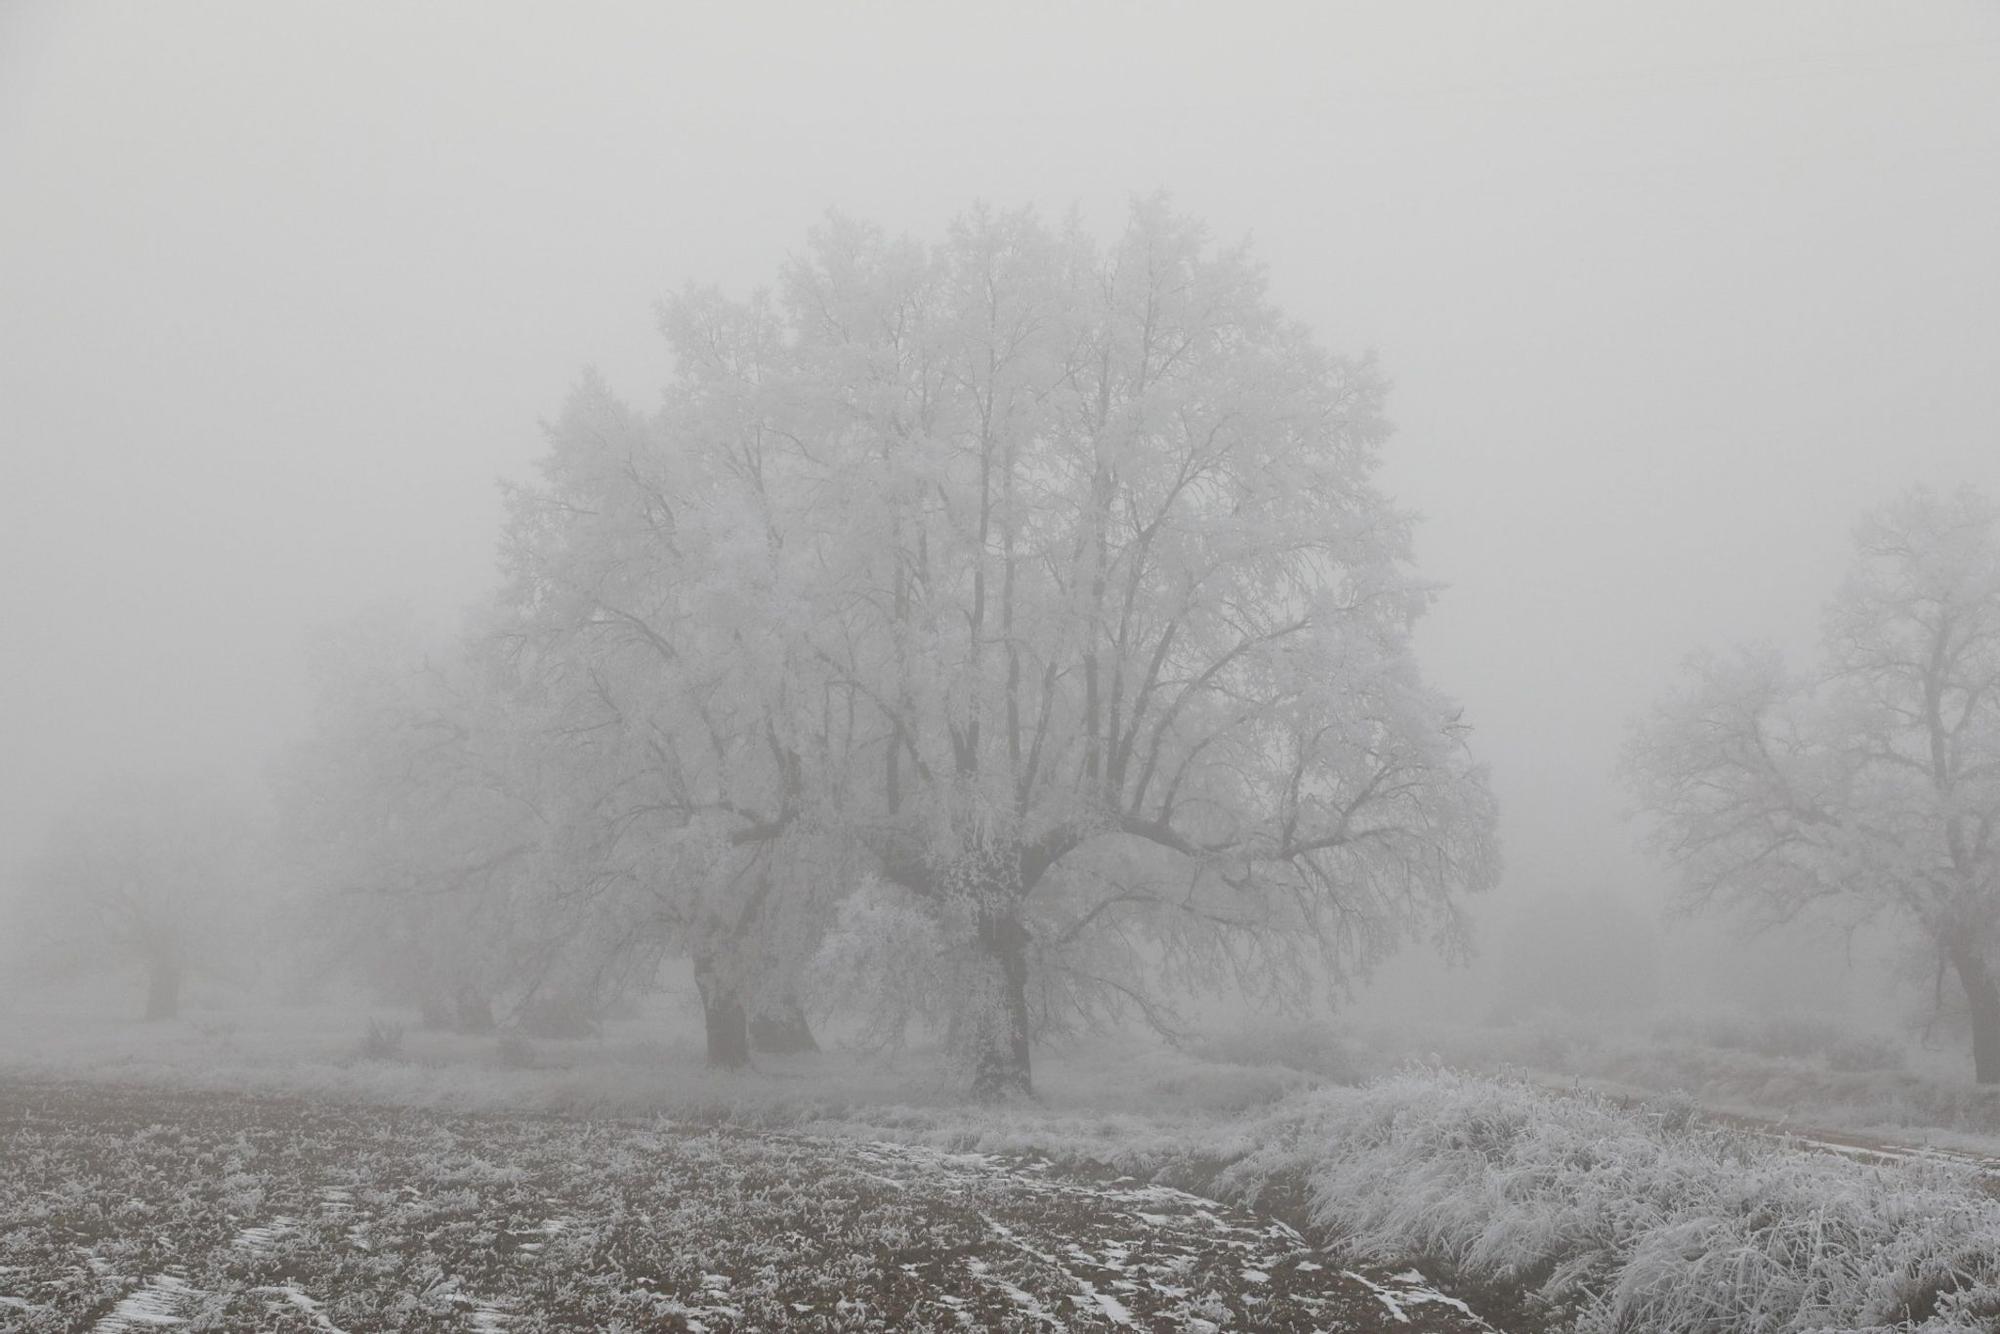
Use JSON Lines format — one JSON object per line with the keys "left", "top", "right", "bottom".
{"left": 0, "top": 1080, "right": 1495, "bottom": 1332}
{"left": 261, "top": 1284, "right": 349, "bottom": 1334}
{"left": 86, "top": 1271, "right": 198, "bottom": 1332}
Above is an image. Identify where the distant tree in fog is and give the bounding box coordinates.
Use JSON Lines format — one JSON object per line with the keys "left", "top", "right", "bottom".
{"left": 1626, "top": 486, "right": 2000, "bottom": 1083}
{"left": 502, "top": 197, "right": 1499, "bottom": 1095}
{"left": 16, "top": 776, "right": 255, "bottom": 1020}
{"left": 275, "top": 609, "right": 564, "bottom": 1032}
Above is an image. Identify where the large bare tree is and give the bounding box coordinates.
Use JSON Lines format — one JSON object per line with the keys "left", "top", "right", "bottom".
{"left": 1627, "top": 487, "right": 2000, "bottom": 1082}
{"left": 504, "top": 198, "right": 1499, "bottom": 1094}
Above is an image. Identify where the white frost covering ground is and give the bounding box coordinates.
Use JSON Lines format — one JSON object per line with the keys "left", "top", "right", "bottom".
{"left": 28, "top": 1125, "right": 1494, "bottom": 1332}
{"left": 261, "top": 1284, "right": 350, "bottom": 1334}
{"left": 1342, "top": 1267, "right": 1492, "bottom": 1324}
{"left": 841, "top": 1139, "right": 1493, "bottom": 1332}
{"left": 232, "top": 1217, "right": 296, "bottom": 1252}
{"left": 89, "top": 1272, "right": 197, "bottom": 1331}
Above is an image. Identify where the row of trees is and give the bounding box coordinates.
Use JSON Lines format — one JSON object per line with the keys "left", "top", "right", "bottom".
{"left": 13, "top": 204, "right": 1998, "bottom": 1089}
{"left": 8, "top": 200, "right": 1501, "bottom": 1094}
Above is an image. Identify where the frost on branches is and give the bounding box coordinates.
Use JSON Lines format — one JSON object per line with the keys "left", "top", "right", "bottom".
{"left": 276, "top": 607, "right": 582, "bottom": 1032}
{"left": 1627, "top": 487, "right": 2000, "bottom": 1084}
{"left": 500, "top": 197, "right": 1499, "bottom": 1095}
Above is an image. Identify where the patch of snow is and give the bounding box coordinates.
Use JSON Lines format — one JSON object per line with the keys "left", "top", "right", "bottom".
{"left": 1343, "top": 1270, "right": 1413, "bottom": 1324}
{"left": 1344, "top": 1268, "right": 1499, "bottom": 1330}
{"left": 232, "top": 1218, "right": 296, "bottom": 1252}
{"left": 92, "top": 1274, "right": 199, "bottom": 1331}
{"left": 254, "top": 1285, "right": 348, "bottom": 1334}
{"left": 466, "top": 1301, "right": 514, "bottom": 1332}
{"left": 980, "top": 1213, "right": 1060, "bottom": 1267}
{"left": 964, "top": 1259, "right": 1059, "bottom": 1327}
{"left": 1085, "top": 1285, "right": 1134, "bottom": 1326}
{"left": 513, "top": 1215, "right": 571, "bottom": 1255}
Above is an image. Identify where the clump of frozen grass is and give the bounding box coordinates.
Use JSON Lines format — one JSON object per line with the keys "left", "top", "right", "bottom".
{"left": 1354, "top": 1011, "right": 2000, "bottom": 1143}
{"left": 1639, "top": 1087, "right": 1698, "bottom": 1133}
{"left": 1218, "top": 1068, "right": 2000, "bottom": 1332}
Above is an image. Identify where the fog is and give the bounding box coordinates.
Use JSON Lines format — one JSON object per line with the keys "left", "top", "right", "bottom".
{"left": 5, "top": 2, "right": 2000, "bottom": 1029}
{"left": 15, "top": 10, "right": 2000, "bottom": 1329}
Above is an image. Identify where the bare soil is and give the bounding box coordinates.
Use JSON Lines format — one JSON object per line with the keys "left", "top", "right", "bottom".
{"left": 0, "top": 1081, "right": 1496, "bottom": 1332}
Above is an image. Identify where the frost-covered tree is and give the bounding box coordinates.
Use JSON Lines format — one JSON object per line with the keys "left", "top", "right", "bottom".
{"left": 1626, "top": 486, "right": 2000, "bottom": 1083}
{"left": 505, "top": 198, "right": 1499, "bottom": 1094}
{"left": 276, "top": 608, "right": 565, "bottom": 1032}
{"left": 15, "top": 775, "right": 257, "bottom": 1020}
{"left": 496, "top": 348, "right": 857, "bottom": 1066}
{"left": 492, "top": 501, "right": 852, "bottom": 1066}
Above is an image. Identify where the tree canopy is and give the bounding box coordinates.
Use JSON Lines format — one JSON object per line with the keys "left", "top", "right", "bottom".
{"left": 500, "top": 198, "right": 1499, "bottom": 1093}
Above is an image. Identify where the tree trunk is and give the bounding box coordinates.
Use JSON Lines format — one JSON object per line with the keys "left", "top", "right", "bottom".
{"left": 968, "top": 909, "right": 1033, "bottom": 1100}
{"left": 750, "top": 993, "right": 819, "bottom": 1054}
{"left": 1951, "top": 946, "right": 2000, "bottom": 1085}
{"left": 694, "top": 957, "right": 750, "bottom": 1069}
{"left": 144, "top": 957, "right": 182, "bottom": 1021}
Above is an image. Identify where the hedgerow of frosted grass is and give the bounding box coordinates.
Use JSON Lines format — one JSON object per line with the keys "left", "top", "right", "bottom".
{"left": 1217, "top": 1069, "right": 2000, "bottom": 1333}
{"left": 1353, "top": 1011, "right": 2000, "bottom": 1145}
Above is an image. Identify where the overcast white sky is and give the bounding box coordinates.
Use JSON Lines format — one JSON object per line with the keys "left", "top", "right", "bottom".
{"left": 4, "top": 2, "right": 1998, "bottom": 938}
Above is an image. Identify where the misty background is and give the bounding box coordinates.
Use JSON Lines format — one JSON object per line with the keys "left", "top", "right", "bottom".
{"left": 5, "top": 0, "right": 1999, "bottom": 1023}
